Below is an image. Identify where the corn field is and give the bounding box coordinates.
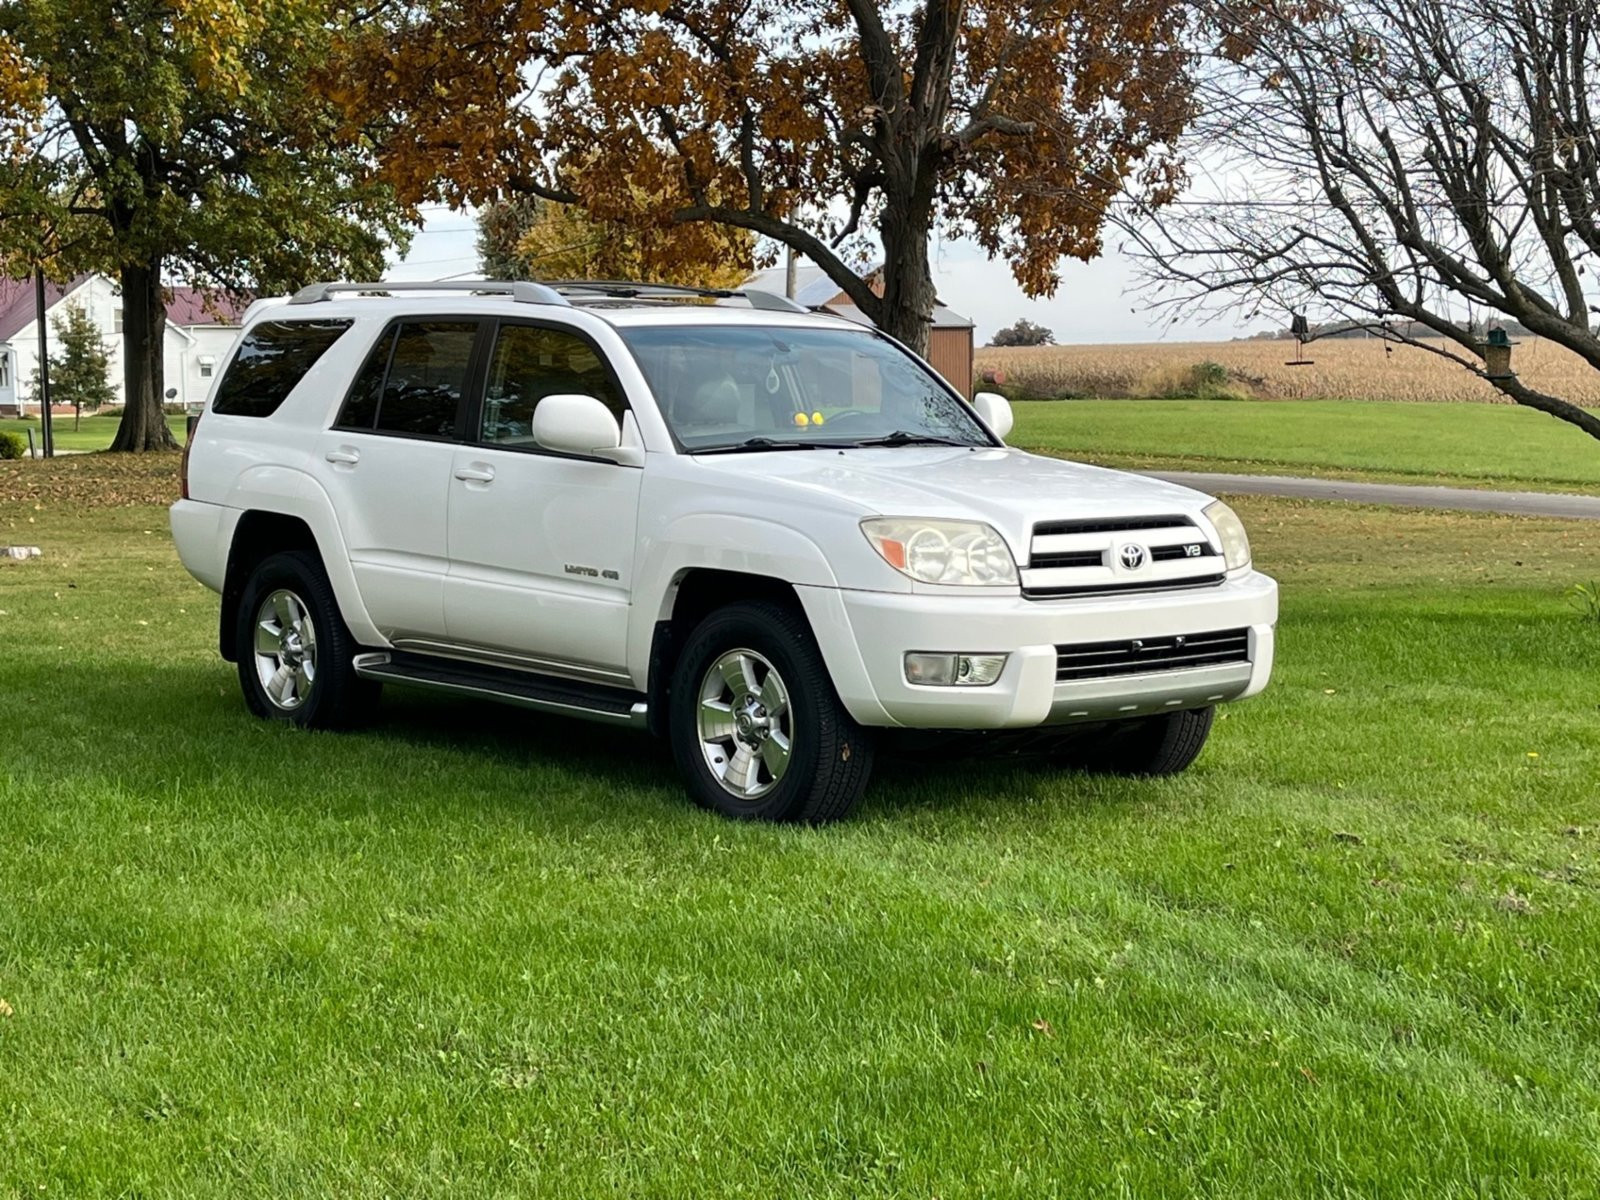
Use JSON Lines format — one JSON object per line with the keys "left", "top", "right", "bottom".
{"left": 974, "top": 337, "right": 1600, "bottom": 406}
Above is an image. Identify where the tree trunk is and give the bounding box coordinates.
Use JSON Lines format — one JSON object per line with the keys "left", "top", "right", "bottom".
{"left": 876, "top": 203, "right": 939, "bottom": 358}
{"left": 110, "top": 255, "right": 178, "bottom": 452}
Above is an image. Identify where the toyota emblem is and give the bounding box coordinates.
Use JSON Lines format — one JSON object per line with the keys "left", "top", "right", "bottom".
{"left": 1118, "top": 543, "right": 1148, "bottom": 570}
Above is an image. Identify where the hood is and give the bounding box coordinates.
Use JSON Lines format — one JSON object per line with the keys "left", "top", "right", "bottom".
{"left": 692, "top": 446, "right": 1215, "bottom": 550}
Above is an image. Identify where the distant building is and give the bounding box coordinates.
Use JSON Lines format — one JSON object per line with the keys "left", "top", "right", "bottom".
{"left": 0, "top": 274, "right": 245, "bottom": 417}
{"left": 743, "top": 263, "right": 976, "bottom": 399}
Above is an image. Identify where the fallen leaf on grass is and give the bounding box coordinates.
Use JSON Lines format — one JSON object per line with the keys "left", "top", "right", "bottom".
{"left": 1332, "top": 831, "right": 1364, "bottom": 845}
{"left": 1031, "top": 1018, "right": 1055, "bottom": 1038}
{"left": 1496, "top": 889, "right": 1535, "bottom": 915}
{"left": 0, "top": 998, "right": 13, "bottom": 1018}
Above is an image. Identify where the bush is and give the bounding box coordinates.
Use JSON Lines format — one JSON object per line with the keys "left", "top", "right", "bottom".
{"left": 1142, "top": 360, "right": 1252, "bottom": 401}
{"left": 0, "top": 431, "right": 25, "bottom": 460}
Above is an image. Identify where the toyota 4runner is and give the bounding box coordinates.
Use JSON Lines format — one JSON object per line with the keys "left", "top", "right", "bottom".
{"left": 171, "top": 280, "right": 1277, "bottom": 822}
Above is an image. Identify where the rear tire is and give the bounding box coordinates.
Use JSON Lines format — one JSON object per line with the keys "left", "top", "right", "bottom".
{"left": 669, "top": 601, "right": 874, "bottom": 823}
{"left": 1055, "top": 707, "right": 1215, "bottom": 776}
{"left": 235, "top": 550, "right": 380, "bottom": 730}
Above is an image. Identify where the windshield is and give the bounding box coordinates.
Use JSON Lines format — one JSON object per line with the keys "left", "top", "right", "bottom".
{"left": 616, "top": 324, "right": 995, "bottom": 453}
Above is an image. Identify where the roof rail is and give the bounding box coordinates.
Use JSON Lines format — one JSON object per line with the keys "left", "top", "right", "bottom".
{"left": 287, "top": 280, "right": 570, "bottom": 306}
{"left": 543, "top": 279, "right": 809, "bottom": 314}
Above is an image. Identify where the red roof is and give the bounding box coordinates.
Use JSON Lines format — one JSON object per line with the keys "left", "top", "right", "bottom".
{"left": 0, "top": 273, "right": 246, "bottom": 343}
{"left": 166, "top": 287, "right": 248, "bottom": 328}
{"left": 0, "top": 273, "right": 91, "bottom": 343}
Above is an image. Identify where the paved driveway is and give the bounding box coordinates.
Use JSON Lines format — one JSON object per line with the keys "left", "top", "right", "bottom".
{"left": 1149, "top": 471, "right": 1600, "bottom": 521}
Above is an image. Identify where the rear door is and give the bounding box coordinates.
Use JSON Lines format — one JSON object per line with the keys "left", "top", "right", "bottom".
{"left": 316, "top": 319, "right": 484, "bottom": 640}
{"left": 443, "top": 320, "right": 642, "bottom": 676}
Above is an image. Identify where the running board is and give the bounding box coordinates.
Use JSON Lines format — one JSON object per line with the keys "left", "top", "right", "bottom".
{"left": 353, "top": 651, "right": 648, "bottom": 728}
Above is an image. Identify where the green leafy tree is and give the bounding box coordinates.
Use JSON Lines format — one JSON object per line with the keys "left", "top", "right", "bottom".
{"left": 0, "top": 0, "right": 413, "bottom": 451}
{"left": 33, "top": 301, "right": 115, "bottom": 426}
{"left": 989, "top": 319, "right": 1056, "bottom": 348}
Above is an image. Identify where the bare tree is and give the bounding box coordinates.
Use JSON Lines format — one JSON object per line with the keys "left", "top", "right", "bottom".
{"left": 1126, "top": 0, "right": 1600, "bottom": 441}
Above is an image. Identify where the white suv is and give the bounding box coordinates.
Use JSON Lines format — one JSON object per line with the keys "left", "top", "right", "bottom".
{"left": 171, "top": 280, "right": 1277, "bottom": 822}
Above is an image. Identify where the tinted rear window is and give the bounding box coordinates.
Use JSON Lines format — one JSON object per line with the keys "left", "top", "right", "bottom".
{"left": 211, "top": 320, "right": 354, "bottom": 418}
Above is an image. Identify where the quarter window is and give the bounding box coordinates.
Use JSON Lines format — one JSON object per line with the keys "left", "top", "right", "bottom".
{"left": 479, "top": 324, "right": 625, "bottom": 447}
{"left": 211, "top": 320, "right": 353, "bottom": 418}
{"left": 335, "top": 327, "right": 396, "bottom": 430}
{"left": 334, "top": 321, "right": 479, "bottom": 438}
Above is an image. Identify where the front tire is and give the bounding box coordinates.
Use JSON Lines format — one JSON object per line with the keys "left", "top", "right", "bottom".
{"left": 235, "top": 550, "right": 379, "bottom": 730}
{"left": 1055, "top": 707, "right": 1215, "bottom": 776}
{"left": 669, "top": 601, "right": 874, "bottom": 823}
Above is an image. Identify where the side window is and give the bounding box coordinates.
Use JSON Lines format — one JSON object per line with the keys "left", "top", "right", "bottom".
{"left": 479, "top": 324, "right": 625, "bottom": 447}
{"left": 335, "top": 326, "right": 396, "bottom": 430}
{"left": 372, "top": 321, "right": 478, "bottom": 438}
{"left": 211, "top": 320, "right": 353, "bottom": 418}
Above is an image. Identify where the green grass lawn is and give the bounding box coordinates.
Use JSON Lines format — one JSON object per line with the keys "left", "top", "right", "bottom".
{"left": 1, "top": 410, "right": 186, "bottom": 454}
{"left": 1012, "top": 398, "right": 1600, "bottom": 493}
{"left": 3, "top": 459, "right": 1600, "bottom": 1195}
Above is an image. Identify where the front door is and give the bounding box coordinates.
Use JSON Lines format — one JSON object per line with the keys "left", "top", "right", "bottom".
{"left": 444, "top": 321, "right": 642, "bottom": 677}
{"left": 316, "top": 318, "right": 481, "bottom": 640}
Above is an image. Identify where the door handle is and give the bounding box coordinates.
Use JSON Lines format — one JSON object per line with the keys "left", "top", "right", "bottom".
{"left": 454, "top": 465, "right": 496, "bottom": 483}
{"left": 325, "top": 448, "right": 360, "bottom": 465}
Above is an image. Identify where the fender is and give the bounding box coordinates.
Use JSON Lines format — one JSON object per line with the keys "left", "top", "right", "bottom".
{"left": 626, "top": 515, "right": 843, "bottom": 687}
{"left": 226, "top": 464, "right": 384, "bottom": 648}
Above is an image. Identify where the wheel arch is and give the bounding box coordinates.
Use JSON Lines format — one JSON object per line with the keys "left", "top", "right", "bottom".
{"left": 220, "top": 512, "right": 321, "bottom": 661}
{"left": 645, "top": 569, "right": 804, "bottom": 737}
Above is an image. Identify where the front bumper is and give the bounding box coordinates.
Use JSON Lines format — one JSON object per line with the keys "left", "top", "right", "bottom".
{"left": 797, "top": 570, "right": 1278, "bottom": 730}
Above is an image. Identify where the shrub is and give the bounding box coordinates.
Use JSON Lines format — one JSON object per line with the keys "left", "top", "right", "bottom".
{"left": 0, "top": 431, "right": 25, "bottom": 460}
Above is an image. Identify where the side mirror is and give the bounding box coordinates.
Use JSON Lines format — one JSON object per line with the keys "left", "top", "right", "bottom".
{"left": 973, "top": 391, "right": 1014, "bottom": 440}
{"left": 532, "top": 393, "right": 622, "bottom": 457}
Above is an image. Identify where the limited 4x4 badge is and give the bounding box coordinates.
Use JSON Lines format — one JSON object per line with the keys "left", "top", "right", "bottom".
{"left": 566, "top": 563, "right": 621, "bottom": 581}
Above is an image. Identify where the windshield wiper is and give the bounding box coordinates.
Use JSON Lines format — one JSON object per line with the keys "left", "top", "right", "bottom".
{"left": 695, "top": 437, "right": 855, "bottom": 455}
{"left": 849, "top": 430, "right": 974, "bottom": 448}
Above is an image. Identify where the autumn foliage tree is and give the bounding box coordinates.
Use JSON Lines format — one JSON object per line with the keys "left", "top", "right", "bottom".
{"left": 330, "top": 1, "right": 1206, "bottom": 354}
{"left": 0, "top": 0, "right": 410, "bottom": 450}
{"left": 477, "top": 196, "right": 755, "bottom": 288}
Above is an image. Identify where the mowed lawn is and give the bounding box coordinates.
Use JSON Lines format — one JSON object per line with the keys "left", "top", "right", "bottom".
{"left": 1012, "top": 398, "right": 1600, "bottom": 493}
{"left": 1, "top": 411, "right": 187, "bottom": 454}
{"left": 3, "top": 458, "right": 1600, "bottom": 1196}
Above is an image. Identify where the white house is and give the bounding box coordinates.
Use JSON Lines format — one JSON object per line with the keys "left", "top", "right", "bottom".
{"left": 0, "top": 274, "right": 245, "bottom": 417}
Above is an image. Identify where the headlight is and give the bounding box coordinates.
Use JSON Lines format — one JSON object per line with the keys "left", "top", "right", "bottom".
{"left": 1204, "top": 501, "right": 1251, "bottom": 570}
{"left": 861, "top": 518, "right": 1019, "bottom": 586}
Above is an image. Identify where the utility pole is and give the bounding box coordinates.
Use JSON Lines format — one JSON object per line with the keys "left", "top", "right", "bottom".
{"left": 785, "top": 246, "right": 797, "bottom": 300}
{"left": 33, "top": 268, "right": 53, "bottom": 458}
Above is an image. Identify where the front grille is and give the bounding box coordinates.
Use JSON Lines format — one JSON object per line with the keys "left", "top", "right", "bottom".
{"left": 1033, "top": 514, "right": 1193, "bottom": 537}
{"left": 1022, "top": 513, "right": 1225, "bottom": 600}
{"left": 1028, "top": 575, "right": 1226, "bottom": 600}
{"left": 1055, "top": 628, "right": 1250, "bottom": 681}
{"left": 1030, "top": 549, "right": 1106, "bottom": 570}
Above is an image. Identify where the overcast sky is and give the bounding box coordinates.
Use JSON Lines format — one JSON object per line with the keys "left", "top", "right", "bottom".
{"left": 385, "top": 207, "right": 1268, "bottom": 346}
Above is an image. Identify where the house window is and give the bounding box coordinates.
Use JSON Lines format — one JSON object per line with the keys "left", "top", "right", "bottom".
{"left": 199, "top": 357, "right": 215, "bottom": 379}
{"left": 113, "top": 308, "right": 124, "bottom": 334}
{"left": 0, "top": 353, "right": 10, "bottom": 389}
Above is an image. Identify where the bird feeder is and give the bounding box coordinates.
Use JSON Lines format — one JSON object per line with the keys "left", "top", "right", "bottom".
{"left": 1480, "top": 327, "right": 1515, "bottom": 380}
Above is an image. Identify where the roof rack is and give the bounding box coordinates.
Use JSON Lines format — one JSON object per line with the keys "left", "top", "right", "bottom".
{"left": 287, "top": 280, "right": 570, "bottom": 306}
{"left": 543, "top": 280, "right": 809, "bottom": 314}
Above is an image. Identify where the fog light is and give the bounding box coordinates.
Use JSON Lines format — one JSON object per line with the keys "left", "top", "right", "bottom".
{"left": 904, "top": 652, "right": 1008, "bottom": 687}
